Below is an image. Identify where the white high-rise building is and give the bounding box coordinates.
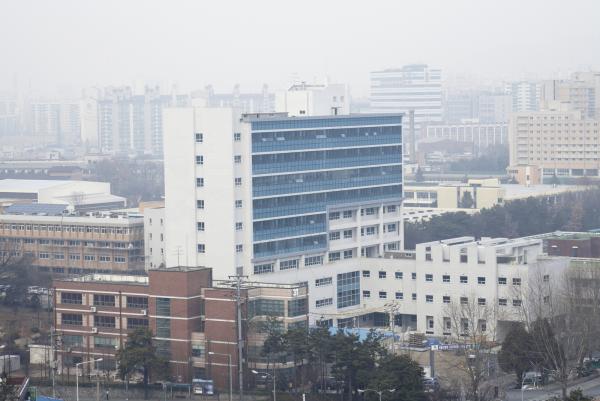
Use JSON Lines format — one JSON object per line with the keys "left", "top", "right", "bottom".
{"left": 163, "top": 108, "right": 404, "bottom": 280}
{"left": 505, "top": 81, "right": 541, "bottom": 112}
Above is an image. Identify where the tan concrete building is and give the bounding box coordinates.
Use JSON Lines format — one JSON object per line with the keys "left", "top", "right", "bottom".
{"left": 404, "top": 178, "right": 505, "bottom": 210}
{"left": 508, "top": 107, "right": 600, "bottom": 184}
{"left": 0, "top": 213, "right": 145, "bottom": 275}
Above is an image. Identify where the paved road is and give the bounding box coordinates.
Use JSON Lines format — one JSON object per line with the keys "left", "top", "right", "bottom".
{"left": 505, "top": 375, "right": 600, "bottom": 401}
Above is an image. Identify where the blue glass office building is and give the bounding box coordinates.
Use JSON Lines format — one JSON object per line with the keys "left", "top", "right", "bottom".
{"left": 246, "top": 114, "right": 403, "bottom": 272}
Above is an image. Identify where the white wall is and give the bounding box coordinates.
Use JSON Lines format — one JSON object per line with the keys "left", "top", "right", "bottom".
{"left": 144, "top": 207, "right": 165, "bottom": 269}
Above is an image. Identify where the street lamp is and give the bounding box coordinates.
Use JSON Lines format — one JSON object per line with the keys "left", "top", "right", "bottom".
{"left": 76, "top": 358, "right": 102, "bottom": 401}
{"left": 208, "top": 352, "right": 233, "bottom": 401}
{"left": 252, "top": 369, "right": 276, "bottom": 401}
{"left": 357, "top": 388, "right": 396, "bottom": 401}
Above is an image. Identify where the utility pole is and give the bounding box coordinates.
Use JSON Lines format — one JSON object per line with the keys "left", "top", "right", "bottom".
{"left": 229, "top": 274, "right": 248, "bottom": 401}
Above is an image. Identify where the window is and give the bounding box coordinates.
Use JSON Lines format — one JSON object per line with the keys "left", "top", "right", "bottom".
{"left": 53, "top": 253, "right": 65, "bottom": 260}
{"left": 235, "top": 200, "right": 243, "bottom": 208}
{"left": 361, "top": 207, "right": 376, "bottom": 216}
{"left": 305, "top": 256, "right": 323, "bottom": 266}
{"left": 39, "top": 252, "right": 49, "bottom": 259}
{"left": 443, "top": 275, "right": 450, "bottom": 283}
{"left": 362, "top": 270, "right": 371, "bottom": 278}
{"left": 513, "top": 278, "right": 522, "bottom": 286}
{"left": 84, "top": 254, "right": 95, "bottom": 261}
{"left": 94, "top": 294, "right": 115, "bottom": 307}
{"left": 361, "top": 226, "right": 376, "bottom": 236}
{"left": 478, "top": 298, "right": 486, "bottom": 306}
{"left": 94, "top": 315, "right": 115, "bottom": 328}
{"left": 254, "top": 263, "right": 274, "bottom": 274}
{"left": 411, "top": 293, "right": 417, "bottom": 301}
{"left": 329, "top": 252, "right": 340, "bottom": 262}
{"left": 196, "top": 177, "right": 204, "bottom": 187}
{"left": 395, "top": 272, "right": 403, "bottom": 279}
{"left": 197, "top": 244, "right": 205, "bottom": 253}
{"left": 379, "top": 271, "right": 387, "bottom": 279}
{"left": 379, "top": 291, "right": 387, "bottom": 299}
{"left": 234, "top": 155, "right": 241, "bottom": 163}
{"left": 235, "top": 222, "right": 243, "bottom": 231}
{"left": 156, "top": 298, "right": 171, "bottom": 316}
{"left": 478, "top": 277, "right": 486, "bottom": 285}
{"left": 513, "top": 299, "right": 522, "bottom": 307}
{"left": 127, "top": 318, "right": 148, "bottom": 329}
{"left": 425, "top": 274, "right": 433, "bottom": 282}
{"left": 386, "top": 205, "right": 397, "bottom": 213}
{"left": 279, "top": 259, "right": 298, "bottom": 271}
{"left": 156, "top": 318, "right": 171, "bottom": 338}
{"left": 115, "top": 256, "right": 126, "bottom": 263}
{"left": 460, "top": 297, "right": 468, "bottom": 305}
{"left": 426, "top": 295, "right": 433, "bottom": 303}
{"left": 395, "top": 292, "right": 404, "bottom": 300}
{"left": 411, "top": 272, "right": 417, "bottom": 280}
{"left": 195, "top": 133, "right": 203, "bottom": 142}
{"left": 192, "top": 343, "right": 204, "bottom": 357}
{"left": 343, "top": 229, "right": 352, "bottom": 239}
{"left": 197, "top": 200, "right": 205, "bottom": 209}
{"left": 234, "top": 132, "right": 241, "bottom": 141}
{"left": 498, "top": 277, "right": 507, "bottom": 285}
{"left": 62, "top": 334, "right": 83, "bottom": 347}
{"left": 498, "top": 298, "right": 507, "bottom": 306}
{"left": 236, "top": 244, "right": 243, "bottom": 253}
{"left": 337, "top": 271, "right": 360, "bottom": 309}
{"left": 235, "top": 177, "right": 242, "bottom": 186}
{"left": 386, "top": 223, "right": 397, "bottom": 233}
{"left": 329, "top": 232, "right": 340, "bottom": 241}
{"left": 197, "top": 222, "right": 205, "bottom": 231}
{"left": 443, "top": 296, "right": 450, "bottom": 304}
{"left": 316, "top": 298, "right": 333, "bottom": 308}
{"left": 343, "top": 250, "right": 353, "bottom": 259}
{"left": 460, "top": 275, "right": 468, "bottom": 284}
{"left": 329, "top": 212, "right": 340, "bottom": 220}
{"left": 61, "top": 293, "right": 82, "bottom": 305}
{"left": 543, "top": 274, "right": 550, "bottom": 283}
{"left": 248, "top": 299, "right": 284, "bottom": 317}
{"left": 363, "top": 290, "right": 371, "bottom": 298}
{"left": 196, "top": 155, "right": 204, "bottom": 165}
{"left": 343, "top": 210, "right": 352, "bottom": 218}
{"left": 126, "top": 296, "right": 148, "bottom": 309}
{"left": 315, "top": 277, "right": 332, "bottom": 287}
{"left": 94, "top": 336, "right": 117, "bottom": 349}
{"left": 62, "top": 313, "right": 82, "bottom": 326}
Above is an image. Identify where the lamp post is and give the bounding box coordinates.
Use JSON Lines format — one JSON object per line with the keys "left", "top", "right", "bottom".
{"left": 252, "top": 369, "right": 276, "bottom": 401}
{"left": 76, "top": 358, "right": 103, "bottom": 401}
{"left": 357, "top": 388, "right": 396, "bottom": 401}
{"left": 209, "top": 352, "right": 233, "bottom": 401}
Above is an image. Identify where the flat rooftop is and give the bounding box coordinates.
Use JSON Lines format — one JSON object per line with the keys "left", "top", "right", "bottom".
{"left": 57, "top": 273, "right": 149, "bottom": 286}
{"left": 0, "top": 179, "right": 106, "bottom": 193}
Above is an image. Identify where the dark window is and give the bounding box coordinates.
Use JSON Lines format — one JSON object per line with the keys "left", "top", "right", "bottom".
{"left": 156, "top": 298, "right": 171, "bottom": 316}
{"left": 61, "top": 292, "right": 82, "bottom": 305}
{"left": 156, "top": 318, "right": 171, "bottom": 338}
{"left": 248, "top": 299, "right": 285, "bottom": 318}
{"left": 126, "top": 296, "right": 148, "bottom": 309}
{"left": 94, "top": 315, "right": 115, "bottom": 328}
{"left": 288, "top": 298, "right": 308, "bottom": 317}
{"left": 93, "top": 294, "right": 115, "bottom": 307}
{"left": 127, "top": 318, "right": 149, "bottom": 329}
{"left": 62, "top": 313, "right": 82, "bottom": 326}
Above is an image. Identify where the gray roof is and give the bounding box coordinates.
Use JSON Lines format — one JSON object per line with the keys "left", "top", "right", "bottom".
{"left": 5, "top": 203, "right": 68, "bottom": 216}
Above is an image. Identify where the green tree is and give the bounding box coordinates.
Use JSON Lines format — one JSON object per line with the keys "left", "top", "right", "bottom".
{"left": 368, "top": 354, "right": 425, "bottom": 401}
{"left": 566, "top": 389, "right": 592, "bottom": 401}
{"left": 116, "top": 328, "right": 168, "bottom": 399}
{"left": 460, "top": 191, "right": 475, "bottom": 209}
{"left": 282, "top": 326, "right": 310, "bottom": 390}
{"left": 308, "top": 325, "right": 335, "bottom": 392}
{"left": 498, "top": 323, "right": 538, "bottom": 383}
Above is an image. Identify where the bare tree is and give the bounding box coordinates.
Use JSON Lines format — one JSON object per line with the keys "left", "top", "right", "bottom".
{"left": 441, "top": 292, "right": 505, "bottom": 401}
{"left": 516, "top": 261, "right": 600, "bottom": 400}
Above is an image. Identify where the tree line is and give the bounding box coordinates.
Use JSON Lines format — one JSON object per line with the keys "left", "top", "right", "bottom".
{"left": 405, "top": 188, "right": 600, "bottom": 249}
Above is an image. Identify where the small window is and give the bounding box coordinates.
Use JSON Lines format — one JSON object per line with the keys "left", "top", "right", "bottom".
{"left": 329, "top": 232, "right": 340, "bottom": 241}
{"left": 235, "top": 222, "right": 243, "bottom": 231}
{"left": 362, "top": 270, "right": 370, "bottom": 278}
{"left": 279, "top": 259, "right": 298, "bottom": 271}
{"left": 498, "top": 277, "right": 507, "bottom": 285}
{"left": 196, "top": 155, "right": 204, "bottom": 165}
{"left": 315, "top": 277, "right": 332, "bottom": 287}
{"left": 234, "top": 155, "right": 242, "bottom": 163}
{"left": 196, "top": 177, "right": 204, "bottom": 187}
{"left": 543, "top": 274, "right": 550, "bottom": 282}
{"left": 195, "top": 133, "right": 203, "bottom": 142}
{"left": 236, "top": 244, "right": 243, "bottom": 253}
{"left": 443, "top": 296, "right": 450, "bottom": 304}
{"left": 234, "top": 132, "right": 241, "bottom": 141}
{"left": 379, "top": 271, "right": 387, "bottom": 279}
{"left": 363, "top": 290, "right": 371, "bottom": 298}
{"left": 478, "top": 277, "right": 486, "bottom": 285}
{"left": 395, "top": 272, "right": 403, "bottom": 280}
{"left": 343, "top": 250, "right": 353, "bottom": 259}
{"left": 460, "top": 275, "right": 468, "bottom": 284}
{"left": 379, "top": 291, "right": 387, "bottom": 299}
{"left": 513, "top": 278, "right": 522, "bottom": 286}
{"left": 460, "top": 297, "right": 468, "bottom": 305}
{"left": 478, "top": 298, "right": 486, "bottom": 306}
{"left": 328, "top": 252, "right": 340, "bottom": 262}
{"left": 197, "top": 244, "right": 205, "bottom": 253}
{"left": 235, "top": 200, "right": 243, "bottom": 208}
{"left": 343, "top": 229, "right": 352, "bottom": 239}
{"left": 411, "top": 293, "right": 417, "bottom": 301}
{"left": 443, "top": 275, "right": 450, "bottom": 283}
{"left": 329, "top": 212, "right": 340, "bottom": 220}
{"left": 411, "top": 272, "right": 417, "bottom": 280}
{"left": 426, "top": 295, "right": 433, "bottom": 303}
{"left": 342, "top": 210, "right": 352, "bottom": 218}
{"left": 197, "top": 200, "right": 205, "bottom": 209}
{"left": 197, "top": 222, "right": 205, "bottom": 231}
{"left": 498, "top": 298, "right": 507, "bottom": 306}
{"left": 234, "top": 178, "right": 242, "bottom": 186}
{"left": 425, "top": 274, "right": 433, "bottom": 282}
{"left": 513, "top": 299, "right": 522, "bottom": 307}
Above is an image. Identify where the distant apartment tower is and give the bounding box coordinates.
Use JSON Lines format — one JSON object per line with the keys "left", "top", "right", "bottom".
{"left": 508, "top": 108, "right": 600, "bottom": 184}
{"left": 83, "top": 85, "right": 187, "bottom": 156}
{"left": 0, "top": 99, "right": 19, "bottom": 137}
{"left": 370, "top": 64, "right": 442, "bottom": 155}
{"left": 505, "top": 81, "right": 541, "bottom": 112}
{"left": 164, "top": 110, "right": 403, "bottom": 279}
{"left": 275, "top": 82, "right": 349, "bottom": 116}
{"left": 541, "top": 72, "right": 600, "bottom": 119}
{"left": 193, "top": 84, "right": 275, "bottom": 113}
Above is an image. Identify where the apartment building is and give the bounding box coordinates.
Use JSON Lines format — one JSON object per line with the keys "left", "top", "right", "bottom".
{"left": 508, "top": 108, "right": 600, "bottom": 184}
{"left": 424, "top": 122, "right": 508, "bottom": 154}
{"left": 262, "top": 235, "right": 569, "bottom": 339}
{"left": 0, "top": 212, "right": 144, "bottom": 274}
{"left": 53, "top": 267, "right": 308, "bottom": 388}
{"left": 163, "top": 110, "right": 403, "bottom": 280}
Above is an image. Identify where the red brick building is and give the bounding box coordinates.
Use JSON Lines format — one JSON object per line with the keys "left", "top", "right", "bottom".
{"left": 545, "top": 232, "right": 600, "bottom": 258}
{"left": 53, "top": 267, "right": 308, "bottom": 389}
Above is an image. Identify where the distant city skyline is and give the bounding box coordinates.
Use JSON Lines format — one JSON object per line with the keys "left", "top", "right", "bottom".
{"left": 1, "top": 0, "right": 599, "bottom": 98}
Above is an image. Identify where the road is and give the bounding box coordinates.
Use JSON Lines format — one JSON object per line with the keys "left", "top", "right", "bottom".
{"left": 505, "top": 375, "right": 600, "bottom": 401}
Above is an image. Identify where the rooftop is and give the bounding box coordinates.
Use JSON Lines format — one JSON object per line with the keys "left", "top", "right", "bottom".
{"left": 58, "top": 273, "right": 149, "bottom": 285}
{"left": 0, "top": 179, "right": 76, "bottom": 193}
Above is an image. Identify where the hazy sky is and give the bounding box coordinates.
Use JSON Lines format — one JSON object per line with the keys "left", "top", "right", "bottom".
{"left": 1, "top": 0, "right": 599, "bottom": 98}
